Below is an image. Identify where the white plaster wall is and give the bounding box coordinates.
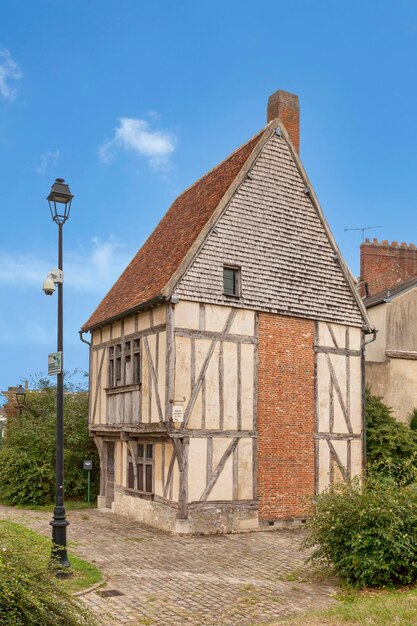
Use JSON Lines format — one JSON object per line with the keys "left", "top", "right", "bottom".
{"left": 387, "top": 288, "right": 417, "bottom": 352}
{"left": 365, "top": 304, "right": 387, "bottom": 362}
{"left": 367, "top": 359, "right": 417, "bottom": 423}
{"left": 317, "top": 321, "right": 363, "bottom": 492}
{"left": 240, "top": 343, "right": 254, "bottom": 430}
{"left": 188, "top": 438, "right": 207, "bottom": 502}
{"left": 223, "top": 342, "right": 238, "bottom": 429}
{"left": 172, "top": 301, "right": 256, "bottom": 431}
{"left": 175, "top": 301, "right": 200, "bottom": 330}
{"left": 237, "top": 438, "right": 253, "bottom": 500}
{"left": 124, "top": 316, "right": 134, "bottom": 335}
{"left": 154, "top": 442, "right": 164, "bottom": 497}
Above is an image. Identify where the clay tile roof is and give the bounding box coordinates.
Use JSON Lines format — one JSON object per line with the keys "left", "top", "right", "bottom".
{"left": 82, "top": 129, "right": 264, "bottom": 331}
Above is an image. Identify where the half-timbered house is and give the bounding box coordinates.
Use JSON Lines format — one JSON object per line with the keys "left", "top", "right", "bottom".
{"left": 81, "top": 90, "right": 372, "bottom": 534}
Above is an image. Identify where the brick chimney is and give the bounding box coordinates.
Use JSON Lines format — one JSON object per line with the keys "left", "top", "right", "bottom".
{"left": 360, "top": 238, "right": 417, "bottom": 297}
{"left": 267, "top": 89, "right": 300, "bottom": 153}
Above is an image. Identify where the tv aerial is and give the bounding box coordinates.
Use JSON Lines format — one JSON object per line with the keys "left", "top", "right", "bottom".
{"left": 344, "top": 225, "right": 382, "bottom": 243}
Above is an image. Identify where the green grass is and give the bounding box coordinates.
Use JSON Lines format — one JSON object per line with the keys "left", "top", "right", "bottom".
{"left": 270, "top": 586, "right": 417, "bottom": 625}
{"left": 0, "top": 520, "right": 102, "bottom": 594}
{"left": 0, "top": 499, "right": 96, "bottom": 512}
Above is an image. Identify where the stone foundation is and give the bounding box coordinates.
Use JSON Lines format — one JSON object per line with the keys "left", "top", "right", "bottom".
{"left": 109, "top": 488, "right": 259, "bottom": 534}
{"left": 112, "top": 491, "right": 178, "bottom": 533}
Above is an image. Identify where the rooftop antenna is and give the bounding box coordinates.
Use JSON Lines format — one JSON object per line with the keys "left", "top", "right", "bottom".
{"left": 344, "top": 225, "right": 383, "bottom": 243}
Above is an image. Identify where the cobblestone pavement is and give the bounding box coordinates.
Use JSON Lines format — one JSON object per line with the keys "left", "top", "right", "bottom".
{"left": 0, "top": 505, "right": 338, "bottom": 626}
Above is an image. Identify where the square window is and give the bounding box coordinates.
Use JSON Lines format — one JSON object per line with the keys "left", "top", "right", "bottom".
{"left": 145, "top": 465, "right": 153, "bottom": 493}
{"left": 138, "top": 443, "right": 144, "bottom": 458}
{"left": 146, "top": 444, "right": 153, "bottom": 460}
{"left": 137, "top": 463, "right": 144, "bottom": 491}
{"left": 223, "top": 266, "right": 241, "bottom": 297}
{"left": 128, "top": 463, "right": 134, "bottom": 489}
{"left": 116, "top": 357, "right": 122, "bottom": 382}
{"left": 133, "top": 352, "right": 141, "bottom": 385}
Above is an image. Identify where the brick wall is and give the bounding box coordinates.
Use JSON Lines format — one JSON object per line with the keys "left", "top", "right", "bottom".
{"left": 360, "top": 238, "right": 417, "bottom": 297}
{"left": 257, "top": 313, "right": 315, "bottom": 520}
{"left": 267, "top": 89, "right": 300, "bottom": 153}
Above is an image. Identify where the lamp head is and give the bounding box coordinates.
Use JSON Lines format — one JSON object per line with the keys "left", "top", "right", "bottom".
{"left": 47, "top": 178, "right": 74, "bottom": 224}
{"left": 15, "top": 385, "right": 26, "bottom": 407}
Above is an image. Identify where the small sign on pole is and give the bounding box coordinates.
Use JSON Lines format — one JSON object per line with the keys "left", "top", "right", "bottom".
{"left": 48, "top": 352, "right": 62, "bottom": 376}
{"left": 83, "top": 460, "right": 93, "bottom": 504}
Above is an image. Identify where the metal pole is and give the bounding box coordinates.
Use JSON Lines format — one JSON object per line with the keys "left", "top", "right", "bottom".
{"left": 87, "top": 471, "right": 91, "bottom": 504}
{"left": 50, "top": 222, "right": 70, "bottom": 569}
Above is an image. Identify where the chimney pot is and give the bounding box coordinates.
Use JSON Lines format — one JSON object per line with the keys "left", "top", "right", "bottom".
{"left": 373, "top": 238, "right": 378, "bottom": 244}
{"left": 267, "top": 89, "right": 300, "bottom": 153}
{"left": 400, "top": 242, "right": 407, "bottom": 247}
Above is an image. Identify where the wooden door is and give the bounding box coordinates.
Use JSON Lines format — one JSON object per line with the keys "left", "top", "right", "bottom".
{"left": 105, "top": 442, "right": 115, "bottom": 508}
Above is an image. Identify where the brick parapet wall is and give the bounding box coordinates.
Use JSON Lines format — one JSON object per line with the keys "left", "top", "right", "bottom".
{"left": 267, "top": 90, "right": 300, "bottom": 153}
{"left": 257, "top": 313, "right": 315, "bottom": 520}
{"left": 360, "top": 238, "right": 417, "bottom": 296}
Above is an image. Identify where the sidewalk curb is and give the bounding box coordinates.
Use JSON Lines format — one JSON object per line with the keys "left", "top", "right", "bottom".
{"left": 73, "top": 579, "right": 107, "bottom": 597}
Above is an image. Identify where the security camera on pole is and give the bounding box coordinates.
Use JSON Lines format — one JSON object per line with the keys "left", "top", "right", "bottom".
{"left": 42, "top": 178, "right": 74, "bottom": 571}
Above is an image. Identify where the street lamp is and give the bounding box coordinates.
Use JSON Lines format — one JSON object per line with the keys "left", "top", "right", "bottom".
{"left": 44, "top": 177, "right": 74, "bottom": 570}
{"left": 15, "top": 385, "right": 26, "bottom": 412}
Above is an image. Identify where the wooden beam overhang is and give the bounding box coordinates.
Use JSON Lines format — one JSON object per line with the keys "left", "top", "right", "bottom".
{"left": 90, "top": 423, "right": 170, "bottom": 439}
{"left": 81, "top": 294, "right": 166, "bottom": 334}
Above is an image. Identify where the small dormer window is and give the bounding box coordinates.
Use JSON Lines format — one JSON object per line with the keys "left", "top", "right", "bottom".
{"left": 223, "top": 266, "right": 241, "bottom": 297}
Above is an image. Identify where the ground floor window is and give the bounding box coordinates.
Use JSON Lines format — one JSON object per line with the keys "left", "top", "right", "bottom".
{"left": 127, "top": 443, "right": 154, "bottom": 493}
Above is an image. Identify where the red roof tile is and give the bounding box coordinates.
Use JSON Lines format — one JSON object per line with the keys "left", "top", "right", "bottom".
{"left": 82, "top": 129, "right": 263, "bottom": 330}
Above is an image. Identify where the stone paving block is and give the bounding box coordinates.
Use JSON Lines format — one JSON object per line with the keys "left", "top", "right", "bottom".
{"left": 0, "top": 504, "right": 338, "bottom": 625}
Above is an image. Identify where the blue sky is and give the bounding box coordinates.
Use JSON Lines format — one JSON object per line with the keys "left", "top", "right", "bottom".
{"left": 1, "top": 0, "right": 417, "bottom": 397}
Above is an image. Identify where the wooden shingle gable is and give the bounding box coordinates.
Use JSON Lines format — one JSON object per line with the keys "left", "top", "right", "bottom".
{"left": 82, "top": 114, "right": 371, "bottom": 332}
{"left": 173, "top": 121, "right": 371, "bottom": 329}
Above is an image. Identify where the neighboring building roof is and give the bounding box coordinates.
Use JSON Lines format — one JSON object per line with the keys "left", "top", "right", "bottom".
{"left": 82, "top": 119, "right": 370, "bottom": 332}
{"left": 363, "top": 276, "right": 417, "bottom": 309}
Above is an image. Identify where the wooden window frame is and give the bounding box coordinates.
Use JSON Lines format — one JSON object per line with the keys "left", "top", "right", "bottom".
{"left": 108, "top": 337, "right": 141, "bottom": 389}
{"left": 127, "top": 442, "right": 154, "bottom": 494}
{"left": 223, "top": 265, "right": 241, "bottom": 297}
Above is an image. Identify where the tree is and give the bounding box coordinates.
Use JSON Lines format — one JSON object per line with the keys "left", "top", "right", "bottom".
{"left": 366, "top": 389, "right": 417, "bottom": 486}
{"left": 0, "top": 374, "right": 99, "bottom": 505}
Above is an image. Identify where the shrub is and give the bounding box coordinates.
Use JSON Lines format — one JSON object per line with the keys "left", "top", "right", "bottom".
{"left": 0, "top": 520, "right": 96, "bottom": 625}
{"left": 366, "top": 390, "right": 417, "bottom": 486}
{"left": 305, "top": 479, "right": 417, "bottom": 588}
{"left": 409, "top": 408, "right": 417, "bottom": 432}
{"left": 0, "top": 375, "right": 99, "bottom": 505}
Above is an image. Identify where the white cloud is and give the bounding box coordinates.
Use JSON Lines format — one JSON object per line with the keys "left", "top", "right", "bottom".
{"left": 0, "top": 236, "right": 132, "bottom": 292}
{"left": 99, "top": 117, "right": 176, "bottom": 171}
{"left": 35, "top": 150, "right": 60, "bottom": 175}
{"left": 0, "top": 49, "right": 22, "bottom": 100}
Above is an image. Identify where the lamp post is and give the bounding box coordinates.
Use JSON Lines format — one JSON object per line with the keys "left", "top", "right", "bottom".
{"left": 46, "top": 178, "right": 74, "bottom": 570}
{"left": 15, "top": 385, "right": 26, "bottom": 414}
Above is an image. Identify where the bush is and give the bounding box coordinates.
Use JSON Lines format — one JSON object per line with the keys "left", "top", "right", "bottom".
{"left": 0, "top": 520, "right": 96, "bottom": 625}
{"left": 0, "top": 375, "right": 99, "bottom": 505}
{"left": 305, "top": 479, "right": 417, "bottom": 588}
{"left": 409, "top": 408, "right": 417, "bottom": 432}
{"left": 366, "top": 390, "right": 417, "bottom": 486}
